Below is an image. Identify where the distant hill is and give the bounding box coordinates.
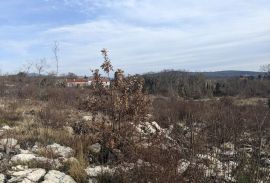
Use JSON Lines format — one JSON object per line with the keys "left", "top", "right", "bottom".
{"left": 143, "top": 70, "right": 264, "bottom": 78}
{"left": 192, "top": 70, "right": 263, "bottom": 78}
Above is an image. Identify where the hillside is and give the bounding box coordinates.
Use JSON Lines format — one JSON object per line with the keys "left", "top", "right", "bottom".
{"left": 143, "top": 70, "right": 263, "bottom": 79}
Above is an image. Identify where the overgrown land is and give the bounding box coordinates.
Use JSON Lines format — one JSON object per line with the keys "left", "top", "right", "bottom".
{"left": 0, "top": 50, "right": 270, "bottom": 183}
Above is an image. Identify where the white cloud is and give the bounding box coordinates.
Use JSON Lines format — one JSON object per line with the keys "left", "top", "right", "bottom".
{"left": 1, "top": 0, "right": 270, "bottom": 74}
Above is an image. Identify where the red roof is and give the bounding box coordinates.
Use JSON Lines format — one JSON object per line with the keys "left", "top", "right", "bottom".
{"left": 66, "top": 78, "right": 110, "bottom": 83}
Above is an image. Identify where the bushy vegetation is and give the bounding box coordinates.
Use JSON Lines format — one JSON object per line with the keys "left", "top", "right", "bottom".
{"left": 0, "top": 51, "right": 270, "bottom": 182}
{"left": 143, "top": 70, "right": 270, "bottom": 98}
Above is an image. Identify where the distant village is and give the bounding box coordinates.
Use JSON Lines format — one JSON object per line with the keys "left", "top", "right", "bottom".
{"left": 66, "top": 77, "right": 110, "bottom": 88}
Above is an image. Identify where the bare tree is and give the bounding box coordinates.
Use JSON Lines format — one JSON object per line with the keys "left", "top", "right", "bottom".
{"left": 35, "top": 58, "right": 48, "bottom": 76}
{"left": 53, "top": 41, "right": 60, "bottom": 76}
{"left": 22, "top": 61, "right": 33, "bottom": 74}
{"left": 260, "top": 64, "right": 270, "bottom": 78}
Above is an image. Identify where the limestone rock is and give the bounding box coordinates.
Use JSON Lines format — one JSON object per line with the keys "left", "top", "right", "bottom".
{"left": 0, "top": 174, "right": 5, "bottom": 183}
{"left": 46, "top": 143, "right": 74, "bottom": 158}
{"left": 85, "top": 166, "right": 115, "bottom": 177}
{"left": 83, "top": 115, "right": 93, "bottom": 121}
{"left": 177, "top": 159, "right": 190, "bottom": 174}
{"left": 2, "top": 125, "right": 12, "bottom": 130}
{"left": 8, "top": 168, "right": 46, "bottom": 183}
{"left": 0, "top": 138, "right": 18, "bottom": 147}
{"left": 42, "top": 170, "right": 76, "bottom": 183}
{"left": 11, "top": 154, "right": 36, "bottom": 164}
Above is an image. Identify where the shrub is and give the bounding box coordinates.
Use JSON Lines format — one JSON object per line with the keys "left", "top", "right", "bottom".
{"left": 37, "top": 106, "right": 67, "bottom": 128}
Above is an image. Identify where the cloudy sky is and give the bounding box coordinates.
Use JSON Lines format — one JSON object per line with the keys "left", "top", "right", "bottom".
{"left": 0, "top": 0, "right": 269, "bottom": 75}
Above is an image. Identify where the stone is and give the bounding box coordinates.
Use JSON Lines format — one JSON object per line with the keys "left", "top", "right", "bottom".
{"left": 11, "top": 165, "right": 29, "bottom": 171}
{"left": 83, "top": 115, "right": 93, "bottom": 121}
{"left": 177, "top": 159, "right": 190, "bottom": 174}
{"left": 0, "top": 152, "right": 3, "bottom": 160}
{"left": 19, "top": 149, "right": 32, "bottom": 154}
{"left": 2, "top": 125, "right": 12, "bottom": 130}
{"left": 88, "top": 178, "right": 98, "bottom": 183}
{"left": 0, "top": 174, "right": 5, "bottom": 183}
{"left": 42, "top": 170, "right": 76, "bottom": 183}
{"left": 46, "top": 143, "right": 74, "bottom": 158}
{"left": 89, "top": 143, "right": 101, "bottom": 154}
{"left": 85, "top": 166, "right": 115, "bottom": 177}
{"left": 0, "top": 138, "right": 18, "bottom": 147}
{"left": 136, "top": 159, "right": 151, "bottom": 167}
{"left": 11, "top": 154, "right": 36, "bottom": 164}
{"left": 8, "top": 168, "right": 46, "bottom": 183}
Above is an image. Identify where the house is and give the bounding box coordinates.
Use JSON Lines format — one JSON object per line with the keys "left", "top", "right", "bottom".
{"left": 100, "top": 77, "right": 110, "bottom": 87}
{"left": 66, "top": 78, "right": 89, "bottom": 87}
{"left": 66, "top": 77, "right": 110, "bottom": 88}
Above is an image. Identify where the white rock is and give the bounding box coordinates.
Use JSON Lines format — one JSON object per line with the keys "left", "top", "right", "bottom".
{"left": 8, "top": 168, "right": 46, "bottom": 183}
{"left": 46, "top": 143, "right": 74, "bottom": 158}
{"left": 0, "top": 174, "right": 5, "bottom": 183}
{"left": 11, "top": 165, "right": 29, "bottom": 171}
{"left": 83, "top": 115, "right": 93, "bottom": 121}
{"left": 42, "top": 170, "right": 76, "bottom": 183}
{"left": 151, "top": 121, "right": 162, "bottom": 131}
{"left": 88, "top": 178, "right": 98, "bottom": 183}
{"left": 19, "top": 149, "right": 32, "bottom": 154}
{"left": 145, "top": 122, "right": 157, "bottom": 134}
{"left": 11, "top": 154, "right": 36, "bottom": 164}
{"left": 2, "top": 125, "right": 12, "bottom": 130}
{"left": 0, "top": 152, "right": 3, "bottom": 160}
{"left": 136, "top": 159, "right": 151, "bottom": 167}
{"left": 85, "top": 166, "right": 115, "bottom": 177}
{"left": 220, "top": 150, "right": 236, "bottom": 159}
{"left": 177, "top": 159, "right": 190, "bottom": 174}
{"left": 0, "top": 138, "right": 17, "bottom": 147}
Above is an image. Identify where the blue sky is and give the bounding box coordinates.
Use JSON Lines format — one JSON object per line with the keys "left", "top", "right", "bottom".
{"left": 0, "top": 0, "right": 270, "bottom": 75}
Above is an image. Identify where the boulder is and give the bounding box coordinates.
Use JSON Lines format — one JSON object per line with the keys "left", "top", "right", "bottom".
{"left": 11, "top": 154, "right": 36, "bottom": 164}
{"left": 177, "top": 159, "right": 190, "bottom": 174}
{"left": 0, "top": 174, "right": 5, "bottom": 183}
{"left": 11, "top": 165, "right": 29, "bottom": 171}
{"left": 42, "top": 170, "right": 76, "bottom": 183}
{"left": 85, "top": 166, "right": 115, "bottom": 177}
{"left": 0, "top": 138, "right": 18, "bottom": 147}
{"left": 8, "top": 168, "right": 46, "bottom": 183}
{"left": 83, "top": 115, "right": 93, "bottom": 121}
{"left": 2, "top": 125, "right": 12, "bottom": 130}
{"left": 46, "top": 143, "right": 74, "bottom": 158}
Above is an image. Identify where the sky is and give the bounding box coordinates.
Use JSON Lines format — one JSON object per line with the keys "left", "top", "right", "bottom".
{"left": 0, "top": 0, "right": 270, "bottom": 75}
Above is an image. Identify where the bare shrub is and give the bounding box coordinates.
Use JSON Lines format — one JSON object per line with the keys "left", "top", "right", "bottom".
{"left": 37, "top": 106, "right": 67, "bottom": 128}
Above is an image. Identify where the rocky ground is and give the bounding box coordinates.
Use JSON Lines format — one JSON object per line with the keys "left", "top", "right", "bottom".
{"left": 1, "top": 119, "right": 270, "bottom": 183}
{"left": 0, "top": 97, "right": 270, "bottom": 183}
